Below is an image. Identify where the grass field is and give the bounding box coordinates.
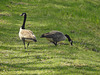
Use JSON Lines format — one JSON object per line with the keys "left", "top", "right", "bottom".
{"left": 0, "top": 0, "right": 100, "bottom": 75}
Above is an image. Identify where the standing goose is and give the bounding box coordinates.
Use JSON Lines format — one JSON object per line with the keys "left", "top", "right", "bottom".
{"left": 41, "top": 31, "right": 73, "bottom": 46}
{"left": 19, "top": 13, "right": 37, "bottom": 49}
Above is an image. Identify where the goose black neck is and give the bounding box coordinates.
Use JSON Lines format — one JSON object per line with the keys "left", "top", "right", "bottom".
{"left": 65, "top": 34, "right": 73, "bottom": 45}
{"left": 65, "top": 34, "right": 71, "bottom": 41}
{"left": 22, "top": 14, "right": 26, "bottom": 29}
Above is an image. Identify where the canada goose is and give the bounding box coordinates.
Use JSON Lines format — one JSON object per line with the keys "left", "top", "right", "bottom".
{"left": 19, "top": 13, "right": 37, "bottom": 49}
{"left": 40, "top": 31, "right": 73, "bottom": 46}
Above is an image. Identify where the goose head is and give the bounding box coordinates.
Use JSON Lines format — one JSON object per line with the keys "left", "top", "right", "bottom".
{"left": 21, "top": 13, "right": 26, "bottom": 16}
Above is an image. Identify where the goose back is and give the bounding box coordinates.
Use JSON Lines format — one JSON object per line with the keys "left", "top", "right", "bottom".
{"left": 43, "top": 31, "right": 66, "bottom": 42}
{"left": 19, "top": 28, "right": 36, "bottom": 42}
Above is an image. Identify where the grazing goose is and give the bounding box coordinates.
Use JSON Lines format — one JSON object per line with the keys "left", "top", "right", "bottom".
{"left": 41, "top": 31, "right": 73, "bottom": 46}
{"left": 19, "top": 13, "right": 37, "bottom": 49}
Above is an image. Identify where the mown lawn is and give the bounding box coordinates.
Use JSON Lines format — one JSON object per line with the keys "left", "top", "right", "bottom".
{"left": 0, "top": 0, "right": 100, "bottom": 75}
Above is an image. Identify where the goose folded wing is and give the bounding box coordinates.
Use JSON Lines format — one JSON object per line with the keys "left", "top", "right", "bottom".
{"left": 44, "top": 32, "right": 55, "bottom": 38}
{"left": 21, "top": 30, "right": 36, "bottom": 40}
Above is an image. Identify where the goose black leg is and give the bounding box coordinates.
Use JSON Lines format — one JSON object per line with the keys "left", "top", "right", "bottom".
{"left": 27, "top": 43, "right": 30, "bottom": 48}
{"left": 22, "top": 38, "right": 26, "bottom": 49}
{"left": 53, "top": 42, "right": 57, "bottom": 46}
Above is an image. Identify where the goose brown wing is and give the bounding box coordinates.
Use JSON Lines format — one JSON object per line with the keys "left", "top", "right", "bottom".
{"left": 44, "top": 31, "right": 64, "bottom": 42}
{"left": 21, "top": 30, "right": 36, "bottom": 40}
{"left": 53, "top": 32, "right": 65, "bottom": 41}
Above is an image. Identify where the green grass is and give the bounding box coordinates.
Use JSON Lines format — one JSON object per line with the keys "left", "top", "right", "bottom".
{"left": 0, "top": 0, "right": 100, "bottom": 75}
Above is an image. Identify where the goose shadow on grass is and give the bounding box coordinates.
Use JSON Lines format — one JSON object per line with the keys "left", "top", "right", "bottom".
{"left": 0, "top": 43, "right": 69, "bottom": 53}
{"left": 23, "top": 43, "right": 69, "bottom": 52}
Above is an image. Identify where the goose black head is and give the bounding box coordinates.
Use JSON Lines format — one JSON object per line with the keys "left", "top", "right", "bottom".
{"left": 21, "top": 13, "right": 26, "bottom": 16}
